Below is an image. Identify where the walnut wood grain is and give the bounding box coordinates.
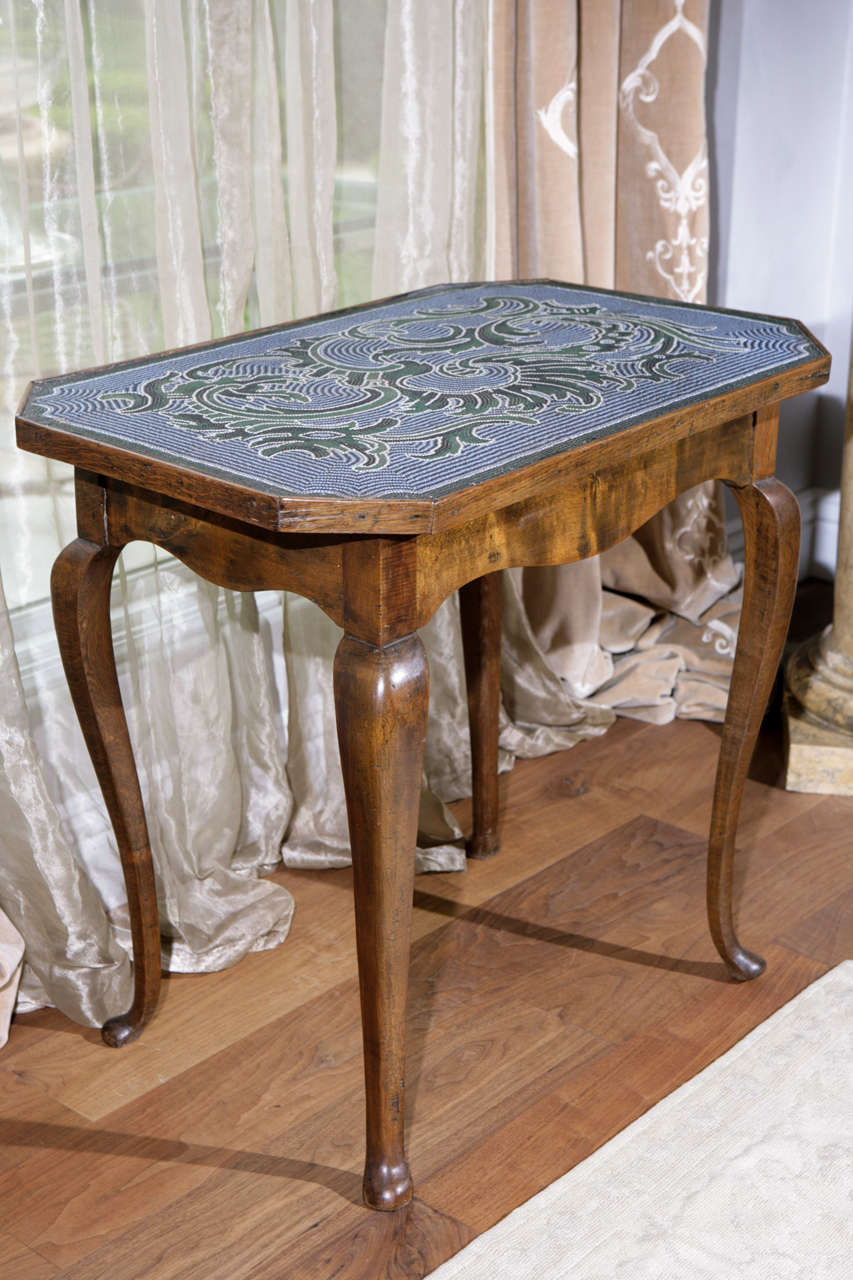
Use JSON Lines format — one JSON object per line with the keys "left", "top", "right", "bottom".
{"left": 459, "top": 573, "right": 502, "bottom": 859}
{"left": 333, "top": 632, "right": 429, "bottom": 1210}
{"left": 751, "top": 404, "right": 781, "bottom": 479}
{"left": 50, "top": 538, "right": 161, "bottom": 1046}
{"left": 105, "top": 480, "right": 347, "bottom": 625}
{"left": 4, "top": 721, "right": 848, "bottom": 1278}
{"left": 413, "top": 414, "right": 756, "bottom": 624}
{"left": 340, "top": 537, "right": 420, "bottom": 647}
{"left": 287, "top": 1198, "right": 475, "bottom": 1280}
{"left": 425, "top": 373, "right": 827, "bottom": 536}
{"left": 708, "top": 478, "right": 801, "bottom": 979}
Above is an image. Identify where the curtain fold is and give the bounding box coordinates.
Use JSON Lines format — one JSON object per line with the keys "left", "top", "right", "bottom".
{"left": 491, "top": 0, "right": 740, "bottom": 700}
{"left": 0, "top": 0, "right": 305, "bottom": 1038}
{"left": 203, "top": 0, "right": 256, "bottom": 334}
{"left": 144, "top": 0, "right": 211, "bottom": 346}
{"left": 605, "top": 0, "right": 739, "bottom": 618}
{"left": 0, "top": 573, "right": 131, "bottom": 1025}
{"left": 251, "top": 0, "right": 293, "bottom": 326}
{"left": 373, "top": 0, "right": 486, "bottom": 295}
{"left": 284, "top": 0, "right": 338, "bottom": 315}
{"left": 1, "top": 0, "right": 741, "bottom": 1042}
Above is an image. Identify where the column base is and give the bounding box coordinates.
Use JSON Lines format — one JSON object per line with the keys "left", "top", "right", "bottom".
{"left": 783, "top": 627, "right": 853, "bottom": 794}
{"left": 786, "top": 627, "right": 853, "bottom": 732}
{"left": 783, "top": 692, "right": 853, "bottom": 795}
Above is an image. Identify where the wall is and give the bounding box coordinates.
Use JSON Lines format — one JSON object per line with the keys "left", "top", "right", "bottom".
{"left": 708, "top": 0, "right": 853, "bottom": 573}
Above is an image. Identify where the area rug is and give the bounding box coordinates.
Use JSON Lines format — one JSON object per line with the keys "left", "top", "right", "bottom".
{"left": 427, "top": 962, "right": 853, "bottom": 1279}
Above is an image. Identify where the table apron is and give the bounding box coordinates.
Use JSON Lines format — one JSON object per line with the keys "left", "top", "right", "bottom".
{"left": 78, "top": 471, "right": 349, "bottom": 627}
{"left": 73, "top": 409, "right": 760, "bottom": 644}
{"left": 412, "top": 412, "right": 757, "bottom": 630}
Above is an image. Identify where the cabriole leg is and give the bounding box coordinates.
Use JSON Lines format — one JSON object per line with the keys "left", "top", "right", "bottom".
{"left": 51, "top": 538, "right": 162, "bottom": 1045}
{"left": 333, "top": 632, "right": 428, "bottom": 1210}
{"left": 459, "top": 573, "right": 502, "bottom": 860}
{"left": 710, "top": 479, "right": 800, "bottom": 979}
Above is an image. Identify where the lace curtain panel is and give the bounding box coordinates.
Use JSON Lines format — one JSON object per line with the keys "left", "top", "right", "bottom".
{"left": 0, "top": 0, "right": 738, "bottom": 1041}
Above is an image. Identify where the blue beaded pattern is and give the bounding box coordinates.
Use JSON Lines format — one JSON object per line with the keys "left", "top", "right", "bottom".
{"left": 22, "top": 282, "right": 821, "bottom": 500}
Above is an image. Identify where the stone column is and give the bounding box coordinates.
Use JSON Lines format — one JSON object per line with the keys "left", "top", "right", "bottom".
{"left": 784, "top": 335, "right": 853, "bottom": 792}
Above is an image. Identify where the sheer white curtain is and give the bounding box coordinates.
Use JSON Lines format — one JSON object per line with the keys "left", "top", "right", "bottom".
{"left": 1, "top": 0, "right": 487, "bottom": 1037}
{"left": 1, "top": 0, "right": 737, "bottom": 1042}
{"left": 1, "top": 0, "right": 323, "bottom": 1033}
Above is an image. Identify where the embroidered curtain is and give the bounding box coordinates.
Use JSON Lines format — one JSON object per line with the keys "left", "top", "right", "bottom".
{"left": 0, "top": 0, "right": 738, "bottom": 1041}
{"left": 489, "top": 0, "right": 739, "bottom": 701}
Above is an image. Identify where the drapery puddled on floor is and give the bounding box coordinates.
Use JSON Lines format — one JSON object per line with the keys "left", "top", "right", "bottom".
{"left": 0, "top": 0, "right": 738, "bottom": 1040}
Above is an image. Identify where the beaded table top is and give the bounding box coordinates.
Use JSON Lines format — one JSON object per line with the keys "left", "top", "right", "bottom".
{"left": 20, "top": 281, "right": 824, "bottom": 502}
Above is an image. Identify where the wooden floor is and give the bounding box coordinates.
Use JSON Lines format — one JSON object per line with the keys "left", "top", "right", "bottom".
{"left": 1, "top": 712, "right": 851, "bottom": 1279}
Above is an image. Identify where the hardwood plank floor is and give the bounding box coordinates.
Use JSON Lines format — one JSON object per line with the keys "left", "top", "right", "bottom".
{"left": 0, "top": 714, "right": 849, "bottom": 1279}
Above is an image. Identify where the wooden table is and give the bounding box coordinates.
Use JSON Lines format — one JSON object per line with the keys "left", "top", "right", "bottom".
{"left": 16, "top": 281, "right": 829, "bottom": 1210}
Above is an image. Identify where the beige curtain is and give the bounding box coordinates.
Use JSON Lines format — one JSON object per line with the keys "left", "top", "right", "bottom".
{"left": 1, "top": 0, "right": 740, "bottom": 1042}
{"left": 488, "top": 0, "right": 739, "bottom": 708}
